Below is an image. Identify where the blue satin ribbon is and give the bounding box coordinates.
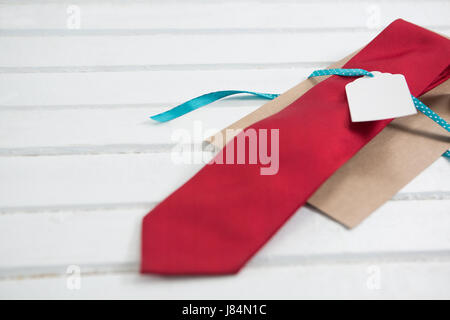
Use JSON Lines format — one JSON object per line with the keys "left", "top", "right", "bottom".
{"left": 149, "top": 68, "right": 449, "bottom": 157}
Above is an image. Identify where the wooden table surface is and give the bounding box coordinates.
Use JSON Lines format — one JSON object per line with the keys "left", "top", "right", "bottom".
{"left": 0, "top": 0, "right": 449, "bottom": 299}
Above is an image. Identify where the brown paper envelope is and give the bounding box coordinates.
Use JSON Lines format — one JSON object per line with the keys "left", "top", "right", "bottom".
{"left": 308, "top": 81, "right": 449, "bottom": 228}
{"left": 205, "top": 50, "right": 449, "bottom": 228}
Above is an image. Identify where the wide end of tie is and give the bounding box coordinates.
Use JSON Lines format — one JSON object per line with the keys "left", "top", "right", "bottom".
{"left": 140, "top": 211, "right": 248, "bottom": 275}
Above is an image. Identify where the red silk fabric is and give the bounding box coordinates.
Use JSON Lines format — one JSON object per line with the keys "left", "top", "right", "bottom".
{"left": 142, "top": 20, "right": 450, "bottom": 275}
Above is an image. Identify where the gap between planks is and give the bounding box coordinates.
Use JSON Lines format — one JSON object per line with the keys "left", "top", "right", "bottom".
{"left": 4, "top": 26, "right": 450, "bottom": 37}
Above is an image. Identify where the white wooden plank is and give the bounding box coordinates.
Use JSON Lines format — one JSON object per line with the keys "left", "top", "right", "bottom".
{"left": 0, "top": 154, "right": 448, "bottom": 209}
{"left": 0, "top": 32, "right": 392, "bottom": 68}
{"left": 0, "top": 68, "right": 309, "bottom": 106}
{"left": 1, "top": 104, "right": 449, "bottom": 159}
{"left": 0, "top": 153, "right": 202, "bottom": 208}
{"left": 0, "top": 106, "right": 260, "bottom": 150}
{"left": 0, "top": 1, "right": 449, "bottom": 30}
{"left": 0, "top": 200, "right": 449, "bottom": 275}
{"left": 1, "top": 260, "right": 450, "bottom": 299}
{"left": 2, "top": 27, "right": 447, "bottom": 69}
{"left": 401, "top": 158, "right": 450, "bottom": 195}
{"left": 0, "top": 106, "right": 260, "bottom": 149}
{"left": 2, "top": 104, "right": 450, "bottom": 151}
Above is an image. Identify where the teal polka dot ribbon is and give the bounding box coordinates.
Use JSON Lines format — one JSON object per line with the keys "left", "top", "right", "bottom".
{"left": 150, "top": 68, "right": 449, "bottom": 158}
{"left": 307, "top": 69, "right": 450, "bottom": 158}
{"left": 308, "top": 68, "right": 375, "bottom": 78}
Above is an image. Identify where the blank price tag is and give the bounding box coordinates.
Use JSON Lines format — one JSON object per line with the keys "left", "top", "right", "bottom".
{"left": 345, "top": 71, "right": 417, "bottom": 122}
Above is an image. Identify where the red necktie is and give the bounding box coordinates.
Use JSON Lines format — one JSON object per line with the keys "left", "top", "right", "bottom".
{"left": 141, "top": 20, "right": 450, "bottom": 275}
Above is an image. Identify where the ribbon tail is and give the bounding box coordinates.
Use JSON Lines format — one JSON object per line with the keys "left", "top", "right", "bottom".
{"left": 150, "top": 90, "right": 279, "bottom": 123}
{"left": 410, "top": 96, "right": 450, "bottom": 159}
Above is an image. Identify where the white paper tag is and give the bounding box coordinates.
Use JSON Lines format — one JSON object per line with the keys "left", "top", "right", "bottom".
{"left": 345, "top": 71, "right": 417, "bottom": 122}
